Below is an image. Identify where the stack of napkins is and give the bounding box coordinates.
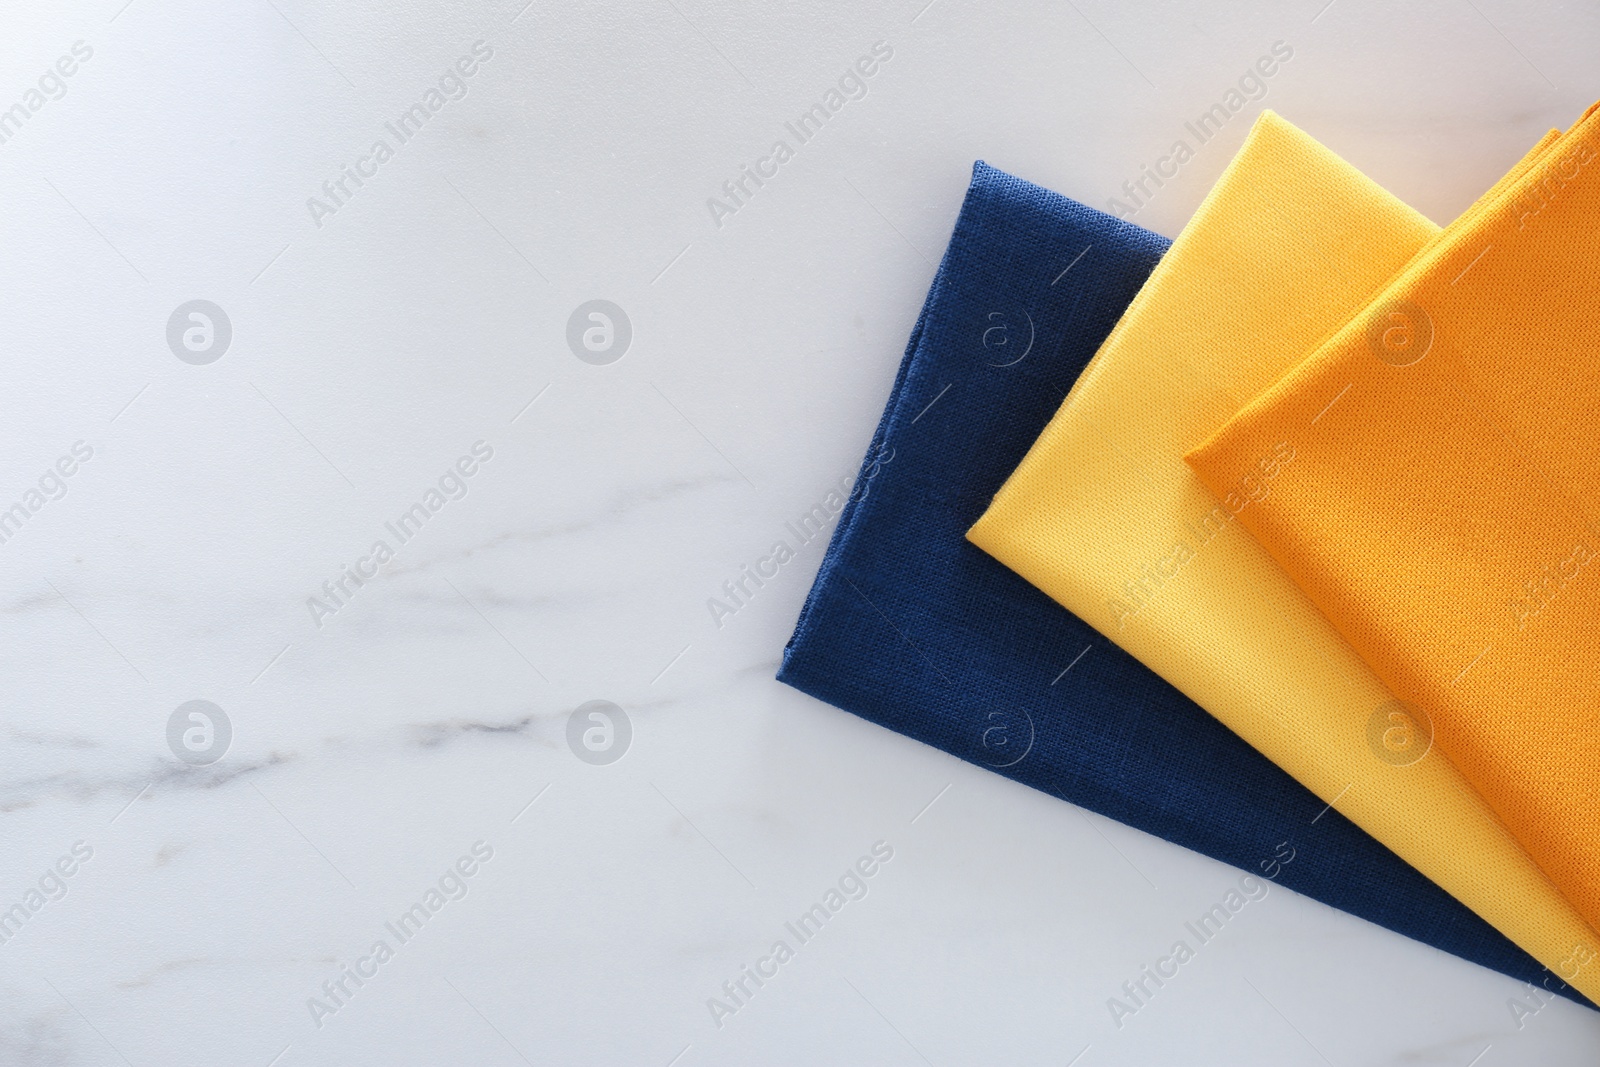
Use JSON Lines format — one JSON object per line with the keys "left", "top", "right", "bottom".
{"left": 781, "top": 104, "right": 1600, "bottom": 1008}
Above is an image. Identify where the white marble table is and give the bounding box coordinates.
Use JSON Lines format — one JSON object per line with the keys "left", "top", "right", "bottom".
{"left": 1, "top": 0, "right": 1597, "bottom": 1063}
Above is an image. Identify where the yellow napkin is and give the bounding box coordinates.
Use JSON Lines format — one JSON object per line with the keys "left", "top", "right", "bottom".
{"left": 972, "top": 111, "right": 1600, "bottom": 999}
{"left": 1185, "top": 101, "right": 1600, "bottom": 947}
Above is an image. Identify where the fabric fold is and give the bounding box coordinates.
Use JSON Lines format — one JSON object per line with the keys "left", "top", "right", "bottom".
{"left": 1186, "top": 101, "right": 1600, "bottom": 956}
{"left": 779, "top": 159, "right": 1586, "bottom": 1003}
{"left": 968, "top": 112, "right": 1600, "bottom": 1006}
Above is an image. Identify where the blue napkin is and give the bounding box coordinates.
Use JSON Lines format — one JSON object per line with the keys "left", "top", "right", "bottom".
{"left": 779, "top": 161, "right": 1588, "bottom": 1006}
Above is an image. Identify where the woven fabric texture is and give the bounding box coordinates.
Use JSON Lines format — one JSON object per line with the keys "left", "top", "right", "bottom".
{"left": 778, "top": 160, "right": 1587, "bottom": 1004}
{"left": 969, "top": 113, "right": 1600, "bottom": 1005}
{"left": 1188, "top": 101, "right": 1600, "bottom": 954}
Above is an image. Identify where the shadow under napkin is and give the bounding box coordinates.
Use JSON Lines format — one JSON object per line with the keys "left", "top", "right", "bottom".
{"left": 777, "top": 161, "right": 1588, "bottom": 1006}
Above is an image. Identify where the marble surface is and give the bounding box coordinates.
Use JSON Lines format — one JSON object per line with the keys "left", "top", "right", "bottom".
{"left": 1, "top": 0, "right": 1597, "bottom": 1063}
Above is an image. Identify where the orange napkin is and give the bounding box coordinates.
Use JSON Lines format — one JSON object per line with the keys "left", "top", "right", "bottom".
{"left": 1187, "top": 102, "right": 1600, "bottom": 948}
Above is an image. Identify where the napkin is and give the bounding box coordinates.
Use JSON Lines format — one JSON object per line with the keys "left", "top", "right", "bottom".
{"left": 1187, "top": 100, "right": 1600, "bottom": 954}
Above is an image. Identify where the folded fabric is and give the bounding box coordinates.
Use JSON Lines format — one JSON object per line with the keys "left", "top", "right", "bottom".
{"left": 968, "top": 112, "right": 1600, "bottom": 1006}
{"left": 1187, "top": 101, "right": 1600, "bottom": 956}
{"left": 779, "top": 160, "right": 1586, "bottom": 1002}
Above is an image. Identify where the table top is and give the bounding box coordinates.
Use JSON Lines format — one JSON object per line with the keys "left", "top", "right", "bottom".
{"left": 1, "top": 0, "right": 1596, "bottom": 1063}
